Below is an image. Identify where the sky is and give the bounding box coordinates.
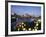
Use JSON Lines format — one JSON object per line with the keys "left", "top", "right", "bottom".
{"left": 11, "top": 5, "right": 41, "bottom": 17}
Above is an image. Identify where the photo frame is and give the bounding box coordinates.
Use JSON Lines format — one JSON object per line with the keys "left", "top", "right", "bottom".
{"left": 5, "top": 1, "right": 45, "bottom": 36}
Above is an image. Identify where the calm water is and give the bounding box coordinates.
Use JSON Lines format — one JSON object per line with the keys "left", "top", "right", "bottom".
{"left": 16, "top": 18, "right": 35, "bottom": 22}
